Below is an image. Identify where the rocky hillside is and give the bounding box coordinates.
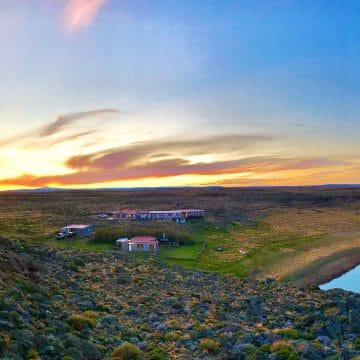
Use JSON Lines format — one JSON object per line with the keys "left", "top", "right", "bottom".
{"left": 0, "top": 237, "right": 359, "bottom": 359}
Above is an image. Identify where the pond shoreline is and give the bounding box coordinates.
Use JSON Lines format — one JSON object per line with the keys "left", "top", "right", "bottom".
{"left": 289, "top": 247, "right": 360, "bottom": 287}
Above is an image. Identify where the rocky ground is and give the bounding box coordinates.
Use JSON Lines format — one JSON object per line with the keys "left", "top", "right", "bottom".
{"left": 0, "top": 237, "right": 359, "bottom": 359}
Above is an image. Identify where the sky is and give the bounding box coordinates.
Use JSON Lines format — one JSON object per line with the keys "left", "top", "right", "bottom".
{"left": 0, "top": 0, "right": 359, "bottom": 189}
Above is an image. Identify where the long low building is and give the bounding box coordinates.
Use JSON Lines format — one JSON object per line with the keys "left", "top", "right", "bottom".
{"left": 110, "top": 209, "right": 204, "bottom": 221}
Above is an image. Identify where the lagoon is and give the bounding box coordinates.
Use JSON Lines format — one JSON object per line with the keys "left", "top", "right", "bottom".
{"left": 320, "top": 264, "right": 360, "bottom": 293}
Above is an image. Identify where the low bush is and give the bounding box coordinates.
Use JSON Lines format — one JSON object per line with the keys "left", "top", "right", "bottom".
{"left": 270, "top": 341, "right": 299, "bottom": 360}
{"left": 355, "top": 336, "right": 360, "bottom": 350}
{"left": 198, "top": 338, "right": 220, "bottom": 353}
{"left": 164, "top": 331, "right": 181, "bottom": 342}
{"left": 27, "top": 349, "right": 41, "bottom": 359}
{"left": 146, "top": 349, "right": 168, "bottom": 360}
{"left": 91, "top": 228, "right": 120, "bottom": 244}
{"left": 111, "top": 342, "right": 142, "bottom": 360}
{"left": 278, "top": 328, "right": 301, "bottom": 339}
{"left": 67, "top": 311, "right": 99, "bottom": 330}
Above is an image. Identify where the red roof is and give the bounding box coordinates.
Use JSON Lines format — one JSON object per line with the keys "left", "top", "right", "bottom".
{"left": 128, "top": 236, "right": 158, "bottom": 244}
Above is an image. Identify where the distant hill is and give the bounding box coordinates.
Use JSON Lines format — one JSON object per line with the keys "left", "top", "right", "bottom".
{"left": 4, "top": 184, "right": 360, "bottom": 193}
{"left": 6, "top": 187, "right": 65, "bottom": 193}
{"left": 5, "top": 186, "right": 224, "bottom": 193}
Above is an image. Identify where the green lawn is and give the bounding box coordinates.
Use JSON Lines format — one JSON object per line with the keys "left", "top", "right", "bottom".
{"left": 159, "top": 241, "right": 203, "bottom": 259}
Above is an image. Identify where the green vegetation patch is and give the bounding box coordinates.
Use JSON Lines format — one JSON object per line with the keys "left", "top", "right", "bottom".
{"left": 110, "top": 342, "right": 142, "bottom": 360}
{"left": 67, "top": 311, "right": 99, "bottom": 331}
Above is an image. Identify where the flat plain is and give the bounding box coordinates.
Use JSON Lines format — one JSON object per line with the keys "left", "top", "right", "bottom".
{"left": 1, "top": 186, "right": 359, "bottom": 284}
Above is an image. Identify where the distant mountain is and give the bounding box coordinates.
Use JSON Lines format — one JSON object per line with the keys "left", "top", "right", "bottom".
{"left": 4, "top": 184, "right": 360, "bottom": 193}
{"left": 6, "top": 187, "right": 65, "bottom": 193}
{"left": 4, "top": 186, "right": 224, "bottom": 193}
{"left": 322, "top": 184, "right": 360, "bottom": 187}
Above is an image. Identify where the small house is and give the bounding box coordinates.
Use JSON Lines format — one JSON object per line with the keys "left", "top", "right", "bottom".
{"left": 128, "top": 236, "right": 158, "bottom": 252}
{"left": 60, "top": 224, "right": 93, "bottom": 238}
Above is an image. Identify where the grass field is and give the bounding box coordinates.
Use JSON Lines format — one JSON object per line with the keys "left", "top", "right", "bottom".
{"left": 159, "top": 241, "right": 203, "bottom": 259}
{"left": 1, "top": 187, "right": 359, "bottom": 284}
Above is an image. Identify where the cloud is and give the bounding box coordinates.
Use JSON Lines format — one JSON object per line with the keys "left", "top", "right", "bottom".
{"left": 0, "top": 108, "right": 119, "bottom": 148}
{"left": 64, "top": 134, "right": 272, "bottom": 170}
{"left": 0, "top": 153, "right": 354, "bottom": 188}
{"left": 277, "top": 158, "right": 349, "bottom": 171}
{"left": 47, "top": 130, "right": 99, "bottom": 147}
{"left": 64, "top": 0, "right": 107, "bottom": 33}
{"left": 0, "top": 158, "right": 258, "bottom": 187}
{"left": 37, "top": 109, "right": 119, "bottom": 137}
{"left": 0, "top": 133, "right": 274, "bottom": 187}
{"left": 1, "top": 127, "right": 351, "bottom": 188}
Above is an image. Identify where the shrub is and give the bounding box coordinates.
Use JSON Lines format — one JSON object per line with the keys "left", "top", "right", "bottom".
{"left": 0, "top": 333, "right": 10, "bottom": 352}
{"left": 92, "top": 228, "right": 120, "bottom": 244}
{"left": 259, "top": 344, "right": 271, "bottom": 353}
{"left": 355, "top": 336, "right": 360, "bottom": 350}
{"left": 67, "top": 311, "right": 99, "bottom": 330}
{"left": 324, "top": 307, "right": 339, "bottom": 316}
{"left": 146, "top": 349, "right": 168, "bottom": 360}
{"left": 111, "top": 343, "right": 142, "bottom": 360}
{"left": 270, "top": 341, "right": 299, "bottom": 360}
{"left": 199, "top": 338, "right": 220, "bottom": 353}
{"left": 278, "top": 328, "right": 301, "bottom": 339}
{"left": 164, "top": 331, "right": 181, "bottom": 342}
{"left": 27, "top": 349, "right": 41, "bottom": 359}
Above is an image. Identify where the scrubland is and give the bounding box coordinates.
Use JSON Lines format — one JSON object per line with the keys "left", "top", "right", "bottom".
{"left": 0, "top": 187, "right": 359, "bottom": 359}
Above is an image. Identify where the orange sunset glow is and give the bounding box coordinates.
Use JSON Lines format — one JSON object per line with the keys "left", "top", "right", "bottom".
{"left": 0, "top": 0, "right": 359, "bottom": 190}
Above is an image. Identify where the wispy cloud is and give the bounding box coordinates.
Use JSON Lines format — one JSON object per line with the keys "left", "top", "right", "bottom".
{"left": 0, "top": 108, "right": 120, "bottom": 148}
{"left": 0, "top": 154, "right": 352, "bottom": 188}
{"left": 0, "top": 158, "right": 260, "bottom": 187}
{"left": 277, "top": 158, "right": 350, "bottom": 171}
{"left": 0, "top": 128, "right": 353, "bottom": 188}
{"left": 64, "top": 134, "right": 272, "bottom": 171}
{"left": 64, "top": 0, "right": 108, "bottom": 33}
{"left": 0, "top": 134, "right": 273, "bottom": 186}
{"left": 37, "top": 109, "right": 119, "bottom": 137}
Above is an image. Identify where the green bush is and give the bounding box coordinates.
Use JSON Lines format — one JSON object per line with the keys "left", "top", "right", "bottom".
{"left": 270, "top": 341, "right": 299, "bottom": 360}
{"left": 198, "top": 338, "right": 220, "bottom": 353}
{"left": 146, "top": 349, "right": 168, "bottom": 360}
{"left": 111, "top": 343, "right": 142, "bottom": 360}
{"left": 67, "top": 311, "right": 99, "bottom": 330}
{"left": 278, "top": 328, "right": 301, "bottom": 339}
{"left": 91, "top": 228, "right": 120, "bottom": 244}
{"left": 27, "top": 349, "right": 41, "bottom": 359}
{"left": 259, "top": 344, "right": 271, "bottom": 353}
{"left": 164, "top": 331, "right": 181, "bottom": 342}
{"left": 355, "top": 336, "right": 360, "bottom": 350}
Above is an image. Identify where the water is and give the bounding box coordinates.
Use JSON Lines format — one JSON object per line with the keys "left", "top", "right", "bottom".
{"left": 320, "top": 264, "right": 360, "bottom": 293}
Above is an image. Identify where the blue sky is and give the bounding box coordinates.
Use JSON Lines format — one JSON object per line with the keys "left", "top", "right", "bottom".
{"left": 0, "top": 0, "right": 359, "bottom": 188}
